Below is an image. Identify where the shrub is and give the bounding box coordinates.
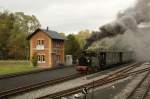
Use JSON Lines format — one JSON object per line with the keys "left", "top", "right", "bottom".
{"left": 31, "top": 54, "right": 38, "bottom": 67}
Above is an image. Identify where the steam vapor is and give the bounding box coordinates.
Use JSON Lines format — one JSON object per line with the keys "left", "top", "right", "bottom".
{"left": 84, "top": 0, "right": 150, "bottom": 50}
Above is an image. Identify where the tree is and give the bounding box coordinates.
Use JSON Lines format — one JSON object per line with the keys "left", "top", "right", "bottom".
{"left": 7, "top": 12, "right": 40, "bottom": 59}
{"left": 0, "top": 11, "right": 14, "bottom": 59}
{"left": 0, "top": 10, "right": 41, "bottom": 60}
{"left": 13, "top": 12, "right": 40, "bottom": 34}
{"left": 75, "top": 30, "right": 91, "bottom": 49}
{"left": 65, "top": 34, "right": 81, "bottom": 64}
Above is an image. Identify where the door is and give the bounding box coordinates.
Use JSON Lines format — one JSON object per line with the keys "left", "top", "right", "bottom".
{"left": 52, "top": 54, "right": 57, "bottom": 66}
{"left": 99, "top": 52, "right": 106, "bottom": 69}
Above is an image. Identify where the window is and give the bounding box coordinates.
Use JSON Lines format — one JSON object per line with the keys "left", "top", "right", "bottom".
{"left": 36, "top": 40, "right": 44, "bottom": 50}
{"left": 37, "top": 40, "right": 44, "bottom": 45}
{"left": 37, "top": 55, "right": 45, "bottom": 63}
{"left": 56, "top": 42, "right": 60, "bottom": 47}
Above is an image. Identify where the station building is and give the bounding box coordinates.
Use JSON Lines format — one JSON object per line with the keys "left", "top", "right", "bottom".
{"left": 27, "top": 28, "right": 65, "bottom": 67}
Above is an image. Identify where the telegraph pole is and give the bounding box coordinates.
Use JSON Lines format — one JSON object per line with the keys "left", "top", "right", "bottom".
{"left": 91, "top": 80, "right": 94, "bottom": 99}
{"left": 84, "top": 94, "right": 87, "bottom": 99}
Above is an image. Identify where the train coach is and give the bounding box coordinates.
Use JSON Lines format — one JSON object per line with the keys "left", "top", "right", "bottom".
{"left": 76, "top": 49, "right": 133, "bottom": 73}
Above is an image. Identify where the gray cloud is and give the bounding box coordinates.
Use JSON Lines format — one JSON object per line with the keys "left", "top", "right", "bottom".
{"left": 0, "top": 0, "right": 135, "bottom": 33}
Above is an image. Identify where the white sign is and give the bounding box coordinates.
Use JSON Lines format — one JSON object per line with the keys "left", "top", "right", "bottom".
{"left": 82, "top": 87, "right": 88, "bottom": 94}
{"left": 36, "top": 45, "right": 44, "bottom": 50}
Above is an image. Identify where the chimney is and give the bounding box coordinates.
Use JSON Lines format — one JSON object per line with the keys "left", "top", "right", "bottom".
{"left": 47, "top": 26, "right": 49, "bottom": 31}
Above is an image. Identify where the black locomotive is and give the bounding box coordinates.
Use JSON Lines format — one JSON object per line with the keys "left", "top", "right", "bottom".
{"left": 76, "top": 49, "right": 133, "bottom": 73}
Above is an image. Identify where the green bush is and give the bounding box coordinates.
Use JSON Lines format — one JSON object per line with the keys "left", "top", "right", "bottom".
{"left": 32, "top": 54, "right": 38, "bottom": 67}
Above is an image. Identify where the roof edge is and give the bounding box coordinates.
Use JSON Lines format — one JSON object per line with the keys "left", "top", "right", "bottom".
{"left": 27, "top": 28, "right": 65, "bottom": 41}
{"left": 27, "top": 28, "right": 41, "bottom": 40}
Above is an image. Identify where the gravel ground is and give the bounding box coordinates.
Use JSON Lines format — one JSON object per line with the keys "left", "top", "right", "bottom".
{"left": 10, "top": 63, "right": 138, "bottom": 99}
{"left": 66, "top": 72, "right": 148, "bottom": 99}
{"left": 113, "top": 72, "right": 148, "bottom": 99}
{"left": 10, "top": 73, "right": 109, "bottom": 99}
{"left": 68, "top": 77, "right": 132, "bottom": 99}
{"left": 145, "top": 88, "right": 150, "bottom": 99}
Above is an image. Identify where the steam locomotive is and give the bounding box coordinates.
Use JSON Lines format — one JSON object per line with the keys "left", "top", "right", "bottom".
{"left": 76, "top": 49, "right": 133, "bottom": 73}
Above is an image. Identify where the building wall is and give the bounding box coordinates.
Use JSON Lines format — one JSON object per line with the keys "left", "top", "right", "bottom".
{"left": 49, "top": 38, "right": 52, "bottom": 66}
{"left": 51, "top": 40, "right": 64, "bottom": 66}
{"left": 30, "top": 31, "right": 51, "bottom": 67}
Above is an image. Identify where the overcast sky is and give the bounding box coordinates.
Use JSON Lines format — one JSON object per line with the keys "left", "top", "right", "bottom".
{"left": 0, "top": 0, "right": 136, "bottom": 33}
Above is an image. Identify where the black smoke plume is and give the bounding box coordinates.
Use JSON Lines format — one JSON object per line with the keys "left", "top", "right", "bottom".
{"left": 84, "top": 0, "right": 150, "bottom": 49}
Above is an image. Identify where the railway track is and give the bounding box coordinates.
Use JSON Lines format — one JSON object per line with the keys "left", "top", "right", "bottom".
{"left": 0, "top": 73, "right": 82, "bottom": 98}
{"left": 37, "top": 62, "right": 147, "bottom": 99}
{"left": 0, "top": 66, "right": 78, "bottom": 98}
{"left": 126, "top": 71, "right": 150, "bottom": 99}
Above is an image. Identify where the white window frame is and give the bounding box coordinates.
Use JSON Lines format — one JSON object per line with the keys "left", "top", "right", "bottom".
{"left": 37, "top": 55, "right": 45, "bottom": 63}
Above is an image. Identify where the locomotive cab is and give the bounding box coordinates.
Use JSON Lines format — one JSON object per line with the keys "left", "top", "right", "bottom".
{"left": 76, "top": 51, "right": 100, "bottom": 72}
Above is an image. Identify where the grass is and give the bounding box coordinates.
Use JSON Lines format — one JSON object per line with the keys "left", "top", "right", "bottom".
{"left": 0, "top": 60, "right": 35, "bottom": 75}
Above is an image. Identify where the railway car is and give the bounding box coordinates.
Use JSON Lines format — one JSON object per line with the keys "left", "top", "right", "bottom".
{"left": 76, "top": 49, "right": 133, "bottom": 73}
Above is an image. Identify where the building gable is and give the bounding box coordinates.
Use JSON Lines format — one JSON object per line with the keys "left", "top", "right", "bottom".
{"left": 27, "top": 28, "right": 65, "bottom": 41}
{"left": 29, "top": 30, "right": 51, "bottom": 41}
